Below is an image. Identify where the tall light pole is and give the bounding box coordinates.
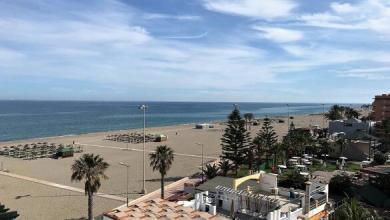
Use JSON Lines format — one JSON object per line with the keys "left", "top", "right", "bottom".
{"left": 196, "top": 143, "right": 204, "bottom": 182}
{"left": 139, "top": 104, "right": 148, "bottom": 194}
{"left": 119, "top": 162, "right": 130, "bottom": 206}
{"left": 322, "top": 104, "right": 325, "bottom": 129}
{"left": 287, "top": 104, "right": 290, "bottom": 132}
{"left": 286, "top": 104, "right": 291, "bottom": 154}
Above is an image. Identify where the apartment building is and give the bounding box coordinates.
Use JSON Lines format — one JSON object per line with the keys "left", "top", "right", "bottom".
{"left": 373, "top": 94, "right": 390, "bottom": 121}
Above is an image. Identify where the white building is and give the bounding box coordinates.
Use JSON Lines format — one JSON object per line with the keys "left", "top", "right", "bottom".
{"left": 195, "top": 123, "right": 215, "bottom": 129}
{"left": 195, "top": 172, "right": 329, "bottom": 220}
{"left": 328, "top": 118, "right": 375, "bottom": 138}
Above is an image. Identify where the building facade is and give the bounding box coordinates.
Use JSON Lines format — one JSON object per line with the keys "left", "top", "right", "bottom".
{"left": 328, "top": 118, "right": 375, "bottom": 138}
{"left": 196, "top": 172, "right": 329, "bottom": 220}
{"left": 373, "top": 94, "right": 390, "bottom": 121}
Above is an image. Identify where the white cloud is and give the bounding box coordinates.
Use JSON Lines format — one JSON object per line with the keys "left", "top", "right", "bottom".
{"left": 341, "top": 67, "right": 390, "bottom": 74}
{"left": 337, "top": 67, "right": 390, "bottom": 80}
{"left": 273, "top": 44, "right": 390, "bottom": 76}
{"left": 301, "top": 0, "right": 390, "bottom": 33}
{"left": 162, "top": 32, "right": 208, "bottom": 39}
{"left": 253, "top": 26, "right": 303, "bottom": 43}
{"left": 0, "top": 0, "right": 277, "bottom": 93}
{"left": 0, "top": 18, "right": 151, "bottom": 46}
{"left": 0, "top": 47, "right": 25, "bottom": 66}
{"left": 300, "top": 13, "right": 358, "bottom": 30}
{"left": 338, "top": 72, "right": 390, "bottom": 80}
{"left": 1, "top": 0, "right": 390, "bottom": 102}
{"left": 203, "top": 0, "right": 296, "bottom": 20}
{"left": 143, "top": 13, "right": 202, "bottom": 21}
{"left": 281, "top": 45, "right": 308, "bottom": 56}
{"left": 330, "top": 2, "right": 357, "bottom": 14}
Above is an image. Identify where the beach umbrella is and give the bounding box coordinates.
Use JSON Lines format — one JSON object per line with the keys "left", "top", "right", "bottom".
{"left": 300, "top": 172, "right": 310, "bottom": 176}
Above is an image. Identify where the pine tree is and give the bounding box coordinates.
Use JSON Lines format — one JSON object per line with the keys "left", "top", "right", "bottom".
{"left": 221, "top": 106, "right": 251, "bottom": 174}
{"left": 253, "top": 118, "right": 278, "bottom": 167}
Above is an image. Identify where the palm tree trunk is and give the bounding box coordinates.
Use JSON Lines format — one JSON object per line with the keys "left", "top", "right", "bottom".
{"left": 88, "top": 190, "right": 93, "bottom": 220}
{"left": 160, "top": 174, "right": 165, "bottom": 199}
{"left": 273, "top": 154, "right": 277, "bottom": 168}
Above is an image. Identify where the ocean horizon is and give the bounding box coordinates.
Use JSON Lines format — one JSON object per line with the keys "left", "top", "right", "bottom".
{"left": 0, "top": 100, "right": 362, "bottom": 142}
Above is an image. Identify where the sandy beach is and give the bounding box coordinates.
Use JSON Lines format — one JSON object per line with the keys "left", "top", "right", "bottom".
{"left": 0, "top": 114, "right": 325, "bottom": 219}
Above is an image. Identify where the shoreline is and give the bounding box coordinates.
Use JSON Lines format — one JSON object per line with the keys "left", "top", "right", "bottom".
{"left": 0, "top": 112, "right": 324, "bottom": 145}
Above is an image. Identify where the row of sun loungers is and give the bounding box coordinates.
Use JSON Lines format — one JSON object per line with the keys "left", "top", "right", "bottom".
{"left": 106, "top": 133, "right": 167, "bottom": 143}
{"left": 0, "top": 142, "right": 83, "bottom": 160}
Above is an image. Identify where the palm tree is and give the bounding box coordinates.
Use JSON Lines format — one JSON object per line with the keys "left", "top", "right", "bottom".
{"left": 149, "top": 145, "right": 174, "bottom": 199}
{"left": 335, "top": 198, "right": 381, "bottom": 220}
{"left": 319, "top": 139, "right": 332, "bottom": 164}
{"left": 325, "top": 105, "right": 344, "bottom": 120}
{"left": 336, "top": 138, "right": 347, "bottom": 156}
{"left": 345, "top": 107, "right": 360, "bottom": 119}
{"left": 203, "top": 164, "right": 219, "bottom": 179}
{"left": 219, "top": 160, "right": 232, "bottom": 176}
{"left": 71, "top": 154, "right": 109, "bottom": 220}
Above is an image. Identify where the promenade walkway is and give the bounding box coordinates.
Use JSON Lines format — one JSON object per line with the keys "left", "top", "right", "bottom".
{"left": 76, "top": 142, "right": 219, "bottom": 160}
{"left": 0, "top": 171, "right": 126, "bottom": 202}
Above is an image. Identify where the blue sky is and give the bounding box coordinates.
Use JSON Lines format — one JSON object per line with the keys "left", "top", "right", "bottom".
{"left": 0, "top": 0, "right": 389, "bottom": 103}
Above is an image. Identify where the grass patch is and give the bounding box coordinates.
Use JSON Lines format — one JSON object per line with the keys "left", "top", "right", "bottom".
{"left": 228, "top": 162, "right": 360, "bottom": 179}
{"left": 308, "top": 163, "right": 337, "bottom": 172}
{"left": 307, "top": 162, "right": 360, "bottom": 173}
{"left": 344, "top": 163, "right": 361, "bottom": 172}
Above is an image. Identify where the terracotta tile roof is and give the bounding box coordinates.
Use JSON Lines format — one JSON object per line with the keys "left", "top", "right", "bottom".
{"left": 103, "top": 199, "right": 222, "bottom": 220}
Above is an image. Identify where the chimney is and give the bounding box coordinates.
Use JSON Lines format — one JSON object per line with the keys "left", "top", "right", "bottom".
{"left": 304, "top": 181, "right": 312, "bottom": 215}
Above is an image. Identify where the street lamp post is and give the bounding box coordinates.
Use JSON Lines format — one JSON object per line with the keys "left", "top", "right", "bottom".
{"left": 196, "top": 143, "right": 204, "bottom": 181}
{"left": 322, "top": 104, "right": 325, "bottom": 128}
{"left": 287, "top": 104, "right": 290, "bottom": 132}
{"left": 139, "top": 105, "right": 148, "bottom": 194}
{"left": 119, "top": 162, "right": 130, "bottom": 206}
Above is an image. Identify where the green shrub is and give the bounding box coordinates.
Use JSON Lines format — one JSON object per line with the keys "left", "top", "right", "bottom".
{"left": 329, "top": 175, "right": 352, "bottom": 196}
{"left": 374, "top": 152, "right": 386, "bottom": 165}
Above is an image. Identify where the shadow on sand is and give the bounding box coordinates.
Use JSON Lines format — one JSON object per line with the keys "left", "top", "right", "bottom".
{"left": 146, "top": 176, "right": 184, "bottom": 182}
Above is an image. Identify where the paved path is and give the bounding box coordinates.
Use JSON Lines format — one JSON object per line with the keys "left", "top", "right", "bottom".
{"left": 0, "top": 171, "right": 126, "bottom": 202}
{"left": 77, "top": 143, "right": 219, "bottom": 160}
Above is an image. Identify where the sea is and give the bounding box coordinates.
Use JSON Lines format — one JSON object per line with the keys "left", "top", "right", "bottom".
{"left": 0, "top": 101, "right": 360, "bottom": 142}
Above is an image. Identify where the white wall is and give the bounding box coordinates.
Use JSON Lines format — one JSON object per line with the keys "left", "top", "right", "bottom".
{"left": 260, "top": 173, "right": 278, "bottom": 192}
{"left": 329, "top": 120, "right": 373, "bottom": 138}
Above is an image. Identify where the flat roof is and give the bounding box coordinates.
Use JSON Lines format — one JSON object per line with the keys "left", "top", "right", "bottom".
{"left": 361, "top": 165, "right": 390, "bottom": 175}
{"left": 196, "top": 176, "right": 262, "bottom": 193}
